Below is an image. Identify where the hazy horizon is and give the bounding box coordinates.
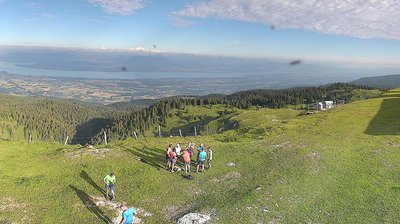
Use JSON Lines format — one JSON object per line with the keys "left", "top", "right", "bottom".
{"left": 1, "top": 0, "right": 400, "bottom": 70}
{"left": 0, "top": 45, "right": 399, "bottom": 81}
{"left": 1, "top": 0, "right": 400, "bottom": 101}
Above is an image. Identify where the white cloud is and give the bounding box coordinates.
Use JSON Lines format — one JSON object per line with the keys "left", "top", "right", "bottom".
{"left": 89, "top": 0, "right": 144, "bottom": 16}
{"left": 170, "top": 16, "right": 195, "bottom": 27}
{"left": 38, "top": 13, "right": 54, "bottom": 18}
{"left": 173, "top": 0, "right": 400, "bottom": 40}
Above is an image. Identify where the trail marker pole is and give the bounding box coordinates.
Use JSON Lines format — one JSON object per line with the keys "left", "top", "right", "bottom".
{"left": 104, "top": 131, "right": 107, "bottom": 145}
{"left": 158, "top": 125, "right": 161, "bottom": 138}
{"left": 64, "top": 136, "right": 69, "bottom": 145}
{"left": 194, "top": 126, "right": 197, "bottom": 137}
{"left": 134, "top": 131, "right": 138, "bottom": 140}
{"left": 29, "top": 134, "right": 32, "bottom": 144}
{"left": 179, "top": 129, "right": 183, "bottom": 138}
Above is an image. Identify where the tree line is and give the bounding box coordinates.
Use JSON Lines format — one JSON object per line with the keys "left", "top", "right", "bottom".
{"left": 0, "top": 83, "right": 376, "bottom": 144}
{"left": 91, "top": 83, "right": 375, "bottom": 144}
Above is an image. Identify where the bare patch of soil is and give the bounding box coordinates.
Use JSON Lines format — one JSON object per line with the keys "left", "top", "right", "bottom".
{"left": 211, "top": 171, "right": 242, "bottom": 183}
{"left": 177, "top": 213, "right": 212, "bottom": 224}
{"left": 75, "top": 195, "right": 151, "bottom": 223}
{"left": 0, "top": 197, "right": 31, "bottom": 223}
{"left": 64, "top": 148, "right": 111, "bottom": 159}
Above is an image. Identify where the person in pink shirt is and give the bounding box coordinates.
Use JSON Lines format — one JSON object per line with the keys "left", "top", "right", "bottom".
{"left": 182, "top": 150, "right": 191, "bottom": 173}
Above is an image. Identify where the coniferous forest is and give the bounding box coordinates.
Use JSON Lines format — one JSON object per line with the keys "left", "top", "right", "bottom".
{"left": 0, "top": 83, "right": 377, "bottom": 144}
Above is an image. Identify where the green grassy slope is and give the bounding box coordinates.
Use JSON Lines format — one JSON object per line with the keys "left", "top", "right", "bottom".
{"left": 139, "top": 104, "right": 301, "bottom": 140}
{"left": 1, "top": 90, "right": 400, "bottom": 223}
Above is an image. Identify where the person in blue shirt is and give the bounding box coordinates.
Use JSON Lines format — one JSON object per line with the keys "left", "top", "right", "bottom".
{"left": 196, "top": 150, "right": 207, "bottom": 173}
{"left": 196, "top": 143, "right": 204, "bottom": 161}
{"left": 120, "top": 205, "right": 136, "bottom": 224}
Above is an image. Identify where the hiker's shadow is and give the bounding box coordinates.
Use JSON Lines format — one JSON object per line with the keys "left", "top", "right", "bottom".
{"left": 69, "top": 185, "right": 112, "bottom": 224}
{"left": 80, "top": 170, "right": 106, "bottom": 196}
{"left": 122, "top": 145, "right": 165, "bottom": 170}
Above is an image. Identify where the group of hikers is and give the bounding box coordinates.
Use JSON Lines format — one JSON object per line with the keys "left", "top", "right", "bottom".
{"left": 100, "top": 142, "right": 213, "bottom": 223}
{"left": 166, "top": 142, "right": 213, "bottom": 173}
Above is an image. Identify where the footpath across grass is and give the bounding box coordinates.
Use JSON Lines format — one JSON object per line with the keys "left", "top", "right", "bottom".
{"left": 1, "top": 90, "right": 400, "bottom": 223}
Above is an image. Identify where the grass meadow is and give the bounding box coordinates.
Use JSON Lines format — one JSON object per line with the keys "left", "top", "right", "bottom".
{"left": 1, "top": 90, "right": 400, "bottom": 223}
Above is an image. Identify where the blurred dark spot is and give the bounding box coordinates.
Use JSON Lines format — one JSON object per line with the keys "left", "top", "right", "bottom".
{"left": 270, "top": 25, "right": 275, "bottom": 30}
{"left": 153, "top": 44, "right": 157, "bottom": 49}
{"left": 289, "top": 60, "right": 301, "bottom": 66}
{"left": 121, "top": 66, "right": 127, "bottom": 71}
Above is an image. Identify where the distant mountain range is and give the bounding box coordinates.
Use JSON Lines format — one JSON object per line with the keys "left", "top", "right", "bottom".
{"left": 0, "top": 45, "right": 379, "bottom": 82}
{"left": 350, "top": 74, "right": 400, "bottom": 89}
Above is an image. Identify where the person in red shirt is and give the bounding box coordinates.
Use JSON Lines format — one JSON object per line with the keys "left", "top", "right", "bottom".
{"left": 168, "top": 147, "right": 177, "bottom": 172}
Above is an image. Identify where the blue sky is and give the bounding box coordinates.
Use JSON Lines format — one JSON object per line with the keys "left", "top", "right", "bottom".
{"left": 1, "top": 0, "right": 400, "bottom": 68}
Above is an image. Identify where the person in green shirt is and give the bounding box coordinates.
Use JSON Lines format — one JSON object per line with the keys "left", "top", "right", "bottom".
{"left": 103, "top": 172, "right": 116, "bottom": 200}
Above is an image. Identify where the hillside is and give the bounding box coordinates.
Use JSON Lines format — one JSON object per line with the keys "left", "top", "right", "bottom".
{"left": 1, "top": 89, "right": 399, "bottom": 223}
{"left": 0, "top": 94, "right": 129, "bottom": 143}
{"left": 350, "top": 74, "right": 400, "bottom": 89}
{"left": 0, "top": 83, "right": 378, "bottom": 145}
{"left": 92, "top": 83, "right": 379, "bottom": 144}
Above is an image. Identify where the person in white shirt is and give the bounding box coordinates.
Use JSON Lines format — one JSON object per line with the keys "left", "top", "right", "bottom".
{"left": 207, "top": 147, "right": 213, "bottom": 170}
{"left": 175, "top": 143, "right": 182, "bottom": 160}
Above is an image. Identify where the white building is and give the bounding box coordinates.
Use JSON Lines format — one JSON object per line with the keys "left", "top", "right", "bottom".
{"left": 308, "top": 100, "right": 337, "bottom": 111}
{"left": 323, "top": 101, "right": 334, "bottom": 109}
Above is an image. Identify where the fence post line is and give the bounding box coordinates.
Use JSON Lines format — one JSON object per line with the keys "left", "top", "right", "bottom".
{"left": 64, "top": 136, "right": 69, "bottom": 145}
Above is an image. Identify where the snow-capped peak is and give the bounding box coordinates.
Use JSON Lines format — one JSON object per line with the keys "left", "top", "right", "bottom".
{"left": 128, "top": 46, "right": 161, "bottom": 53}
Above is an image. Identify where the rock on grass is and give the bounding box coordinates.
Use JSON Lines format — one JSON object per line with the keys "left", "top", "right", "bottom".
{"left": 177, "top": 213, "right": 211, "bottom": 224}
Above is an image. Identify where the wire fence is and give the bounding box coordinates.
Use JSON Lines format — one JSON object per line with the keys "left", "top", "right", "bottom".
{"left": 0, "top": 125, "right": 209, "bottom": 146}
